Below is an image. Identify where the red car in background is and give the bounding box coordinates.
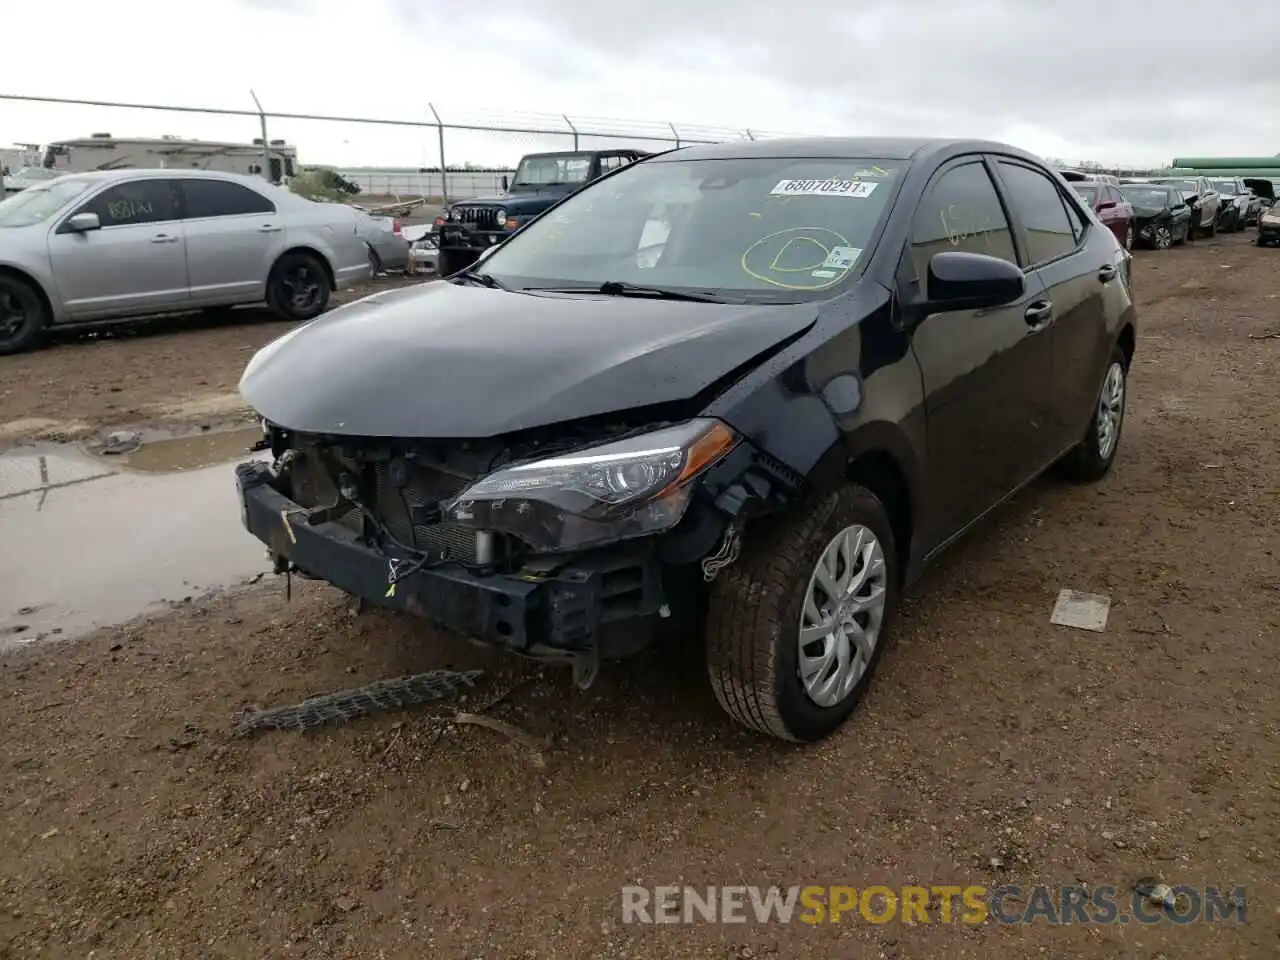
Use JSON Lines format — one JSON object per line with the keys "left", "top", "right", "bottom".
{"left": 1066, "top": 178, "right": 1135, "bottom": 250}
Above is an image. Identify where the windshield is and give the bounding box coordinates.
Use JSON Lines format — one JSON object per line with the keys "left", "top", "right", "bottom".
{"left": 511, "top": 153, "right": 594, "bottom": 187}
{"left": 0, "top": 177, "right": 94, "bottom": 227}
{"left": 1161, "top": 179, "right": 1199, "bottom": 194}
{"left": 1209, "top": 179, "right": 1238, "bottom": 195}
{"left": 1119, "top": 186, "right": 1173, "bottom": 208}
{"left": 479, "top": 156, "right": 902, "bottom": 302}
{"left": 1073, "top": 185, "right": 1098, "bottom": 205}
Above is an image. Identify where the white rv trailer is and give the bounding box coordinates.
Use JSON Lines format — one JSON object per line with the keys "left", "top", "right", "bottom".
{"left": 34, "top": 133, "right": 299, "bottom": 183}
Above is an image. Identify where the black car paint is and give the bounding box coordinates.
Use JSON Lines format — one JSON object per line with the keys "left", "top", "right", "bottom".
{"left": 237, "top": 136, "right": 1135, "bottom": 654}
{"left": 238, "top": 280, "right": 822, "bottom": 438}
{"left": 1121, "top": 190, "right": 1192, "bottom": 248}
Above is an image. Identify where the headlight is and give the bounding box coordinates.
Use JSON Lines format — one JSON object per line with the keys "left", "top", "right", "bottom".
{"left": 444, "top": 419, "right": 739, "bottom": 552}
{"left": 495, "top": 208, "right": 508, "bottom": 228}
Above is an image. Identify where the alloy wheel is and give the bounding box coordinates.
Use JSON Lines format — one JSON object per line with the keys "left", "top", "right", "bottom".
{"left": 281, "top": 265, "right": 322, "bottom": 312}
{"left": 1125, "top": 224, "right": 1134, "bottom": 250}
{"left": 797, "top": 524, "right": 888, "bottom": 708}
{"left": 0, "top": 288, "right": 30, "bottom": 342}
{"left": 1155, "top": 225, "right": 1173, "bottom": 249}
{"left": 1096, "top": 361, "right": 1125, "bottom": 461}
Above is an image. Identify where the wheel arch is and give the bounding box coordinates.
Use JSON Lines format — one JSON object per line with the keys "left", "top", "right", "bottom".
{"left": 272, "top": 246, "right": 337, "bottom": 291}
{"left": 806, "top": 421, "right": 922, "bottom": 587}
{"left": 1116, "top": 320, "right": 1136, "bottom": 369}
{"left": 0, "top": 264, "right": 56, "bottom": 322}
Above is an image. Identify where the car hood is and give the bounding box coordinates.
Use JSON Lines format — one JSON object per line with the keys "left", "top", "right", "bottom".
{"left": 1131, "top": 206, "right": 1169, "bottom": 219}
{"left": 239, "top": 281, "right": 818, "bottom": 438}
{"left": 1243, "top": 178, "right": 1275, "bottom": 201}
{"left": 458, "top": 186, "right": 572, "bottom": 206}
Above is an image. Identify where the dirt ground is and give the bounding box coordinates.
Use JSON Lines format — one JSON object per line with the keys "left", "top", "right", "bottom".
{"left": 2, "top": 234, "right": 1279, "bottom": 959}
{"left": 0, "top": 273, "right": 427, "bottom": 446}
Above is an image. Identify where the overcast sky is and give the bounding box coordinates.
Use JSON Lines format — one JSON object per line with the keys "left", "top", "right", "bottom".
{"left": 3, "top": 0, "right": 1277, "bottom": 170}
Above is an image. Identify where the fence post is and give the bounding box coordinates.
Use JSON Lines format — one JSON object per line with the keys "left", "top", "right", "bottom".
{"left": 248, "top": 89, "right": 272, "bottom": 183}
{"left": 669, "top": 122, "right": 681, "bottom": 149}
{"left": 563, "top": 115, "right": 579, "bottom": 151}
{"left": 428, "top": 102, "right": 448, "bottom": 205}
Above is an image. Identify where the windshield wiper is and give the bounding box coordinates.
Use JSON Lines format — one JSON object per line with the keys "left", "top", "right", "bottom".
{"left": 449, "top": 270, "right": 510, "bottom": 291}
{"left": 595, "top": 280, "right": 723, "bottom": 302}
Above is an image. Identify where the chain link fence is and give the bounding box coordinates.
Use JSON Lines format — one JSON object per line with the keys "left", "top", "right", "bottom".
{"left": 0, "top": 93, "right": 1172, "bottom": 204}
{"left": 0, "top": 93, "right": 800, "bottom": 203}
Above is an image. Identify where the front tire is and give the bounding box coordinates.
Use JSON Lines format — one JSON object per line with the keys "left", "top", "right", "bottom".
{"left": 1153, "top": 223, "right": 1173, "bottom": 250}
{"left": 267, "top": 252, "right": 331, "bottom": 321}
{"left": 1056, "top": 345, "right": 1128, "bottom": 483}
{"left": 0, "top": 274, "right": 49, "bottom": 356}
{"left": 705, "top": 486, "right": 899, "bottom": 743}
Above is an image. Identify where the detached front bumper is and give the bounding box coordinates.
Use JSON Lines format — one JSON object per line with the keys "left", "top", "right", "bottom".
{"left": 234, "top": 460, "right": 666, "bottom": 661}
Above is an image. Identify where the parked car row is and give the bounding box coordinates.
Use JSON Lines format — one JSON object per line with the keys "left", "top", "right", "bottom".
{"left": 1058, "top": 168, "right": 1277, "bottom": 253}
{"left": 0, "top": 168, "right": 375, "bottom": 355}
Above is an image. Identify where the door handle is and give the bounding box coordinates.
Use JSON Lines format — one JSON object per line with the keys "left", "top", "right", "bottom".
{"left": 1098, "top": 264, "right": 1117, "bottom": 282}
{"left": 150, "top": 234, "right": 179, "bottom": 244}
{"left": 1024, "top": 300, "right": 1054, "bottom": 330}
{"left": 258, "top": 224, "right": 282, "bottom": 233}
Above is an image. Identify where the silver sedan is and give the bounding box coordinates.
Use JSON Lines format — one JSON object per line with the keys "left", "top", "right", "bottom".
{"left": 0, "top": 168, "right": 371, "bottom": 355}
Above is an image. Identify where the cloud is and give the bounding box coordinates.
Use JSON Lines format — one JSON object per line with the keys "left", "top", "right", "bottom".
{"left": 1, "top": 0, "right": 1277, "bottom": 168}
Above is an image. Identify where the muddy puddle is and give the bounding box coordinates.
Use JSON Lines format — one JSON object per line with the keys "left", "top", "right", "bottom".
{"left": 0, "top": 426, "right": 271, "bottom": 648}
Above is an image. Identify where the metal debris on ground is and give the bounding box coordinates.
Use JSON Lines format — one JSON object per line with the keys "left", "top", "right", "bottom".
{"left": 1049, "top": 589, "right": 1112, "bottom": 633}
{"left": 453, "top": 711, "right": 548, "bottom": 768}
{"left": 232, "top": 669, "right": 485, "bottom": 736}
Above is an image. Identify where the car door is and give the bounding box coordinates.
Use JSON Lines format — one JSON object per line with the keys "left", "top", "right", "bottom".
{"left": 901, "top": 157, "right": 1054, "bottom": 542}
{"left": 177, "top": 177, "right": 281, "bottom": 304}
{"left": 47, "top": 177, "right": 187, "bottom": 319}
{"left": 992, "top": 158, "right": 1112, "bottom": 457}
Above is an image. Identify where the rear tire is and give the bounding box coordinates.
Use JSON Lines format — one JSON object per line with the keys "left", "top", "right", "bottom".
{"left": 0, "top": 274, "right": 49, "bottom": 356}
{"left": 705, "top": 486, "right": 899, "bottom": 743}
{"left": 366, "top": 243, "right": 383, "bottom": 277}
{"left": 267, "top": 252, "right": 330, "bottom": 321}
{"left": 1205, "top": 215, "right": 1217, "bottom": 237}
{"left": 1056, "top": 345, "right": 1128, "bottom": 483}
{"left": 1124, "top": 223, "right": 1134, "bottom": 250}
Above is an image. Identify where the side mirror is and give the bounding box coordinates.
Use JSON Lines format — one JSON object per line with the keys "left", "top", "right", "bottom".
{"left": 65, "top": 212, "right": 100, "bottom": 232}
{"left": 923, "top": 251, "right": 1025, "bottom": 312}
{"left": 500, "top": 175, "right": 509, "bottom": 191}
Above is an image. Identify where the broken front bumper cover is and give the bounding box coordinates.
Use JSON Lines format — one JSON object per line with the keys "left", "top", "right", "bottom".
{"left": 234, "top": 461, "right": 665, "bottom": 682}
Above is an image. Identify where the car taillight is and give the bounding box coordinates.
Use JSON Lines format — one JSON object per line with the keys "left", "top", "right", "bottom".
{"left": 392, "top": 219, "right": 402, "bottom": 235}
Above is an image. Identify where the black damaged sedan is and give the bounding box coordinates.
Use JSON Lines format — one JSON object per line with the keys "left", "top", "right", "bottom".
{"left": 235, "top": 137, "right": 1137, "bottom": 743}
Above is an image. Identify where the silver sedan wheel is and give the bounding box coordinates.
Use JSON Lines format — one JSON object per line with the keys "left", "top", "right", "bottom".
{"left": 798, "top": 524, "right": 888, "bottom": 708}
{"left": 1096, "top": 361, "right": 1125, "bottom": 461}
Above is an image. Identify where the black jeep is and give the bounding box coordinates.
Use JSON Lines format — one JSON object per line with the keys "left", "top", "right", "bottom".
{"left": 434, "top": 148, "right": 650, "bottom": 275}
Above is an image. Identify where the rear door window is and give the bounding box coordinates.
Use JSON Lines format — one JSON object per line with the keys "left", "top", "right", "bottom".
{"left": 995, "top": 161, "right": 1079, "bottom": 266}
{"left": 180, "top": 178, "right": 276, "bottom": 218}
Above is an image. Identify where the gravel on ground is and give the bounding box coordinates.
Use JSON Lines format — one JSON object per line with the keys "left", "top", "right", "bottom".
{"left": 1, "top": 234, "right": 1278, "bottom": 958}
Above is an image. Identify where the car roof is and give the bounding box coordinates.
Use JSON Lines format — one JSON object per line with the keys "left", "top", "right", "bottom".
{"left": 49, "top": 168, "right": 275, "bottom": 187}
{"left": 653, "top": 136, "right": 1045, "bottom": 165}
